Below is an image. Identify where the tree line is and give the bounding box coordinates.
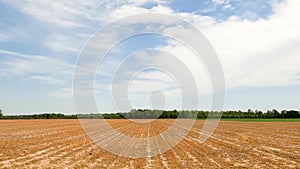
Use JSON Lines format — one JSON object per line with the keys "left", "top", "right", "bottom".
{"left": 0, "top": 109, "right": 299, "bottom": 119}
{"left": 75, "top": 109, "right": 300, "bottom": 119}
{"left": 0, "top": 112, "right": 77, "bottom": 119}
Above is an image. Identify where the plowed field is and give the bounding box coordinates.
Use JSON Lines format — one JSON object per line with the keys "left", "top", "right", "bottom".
{"left": 0, "top": 119, "right": 299, "bottom": 168}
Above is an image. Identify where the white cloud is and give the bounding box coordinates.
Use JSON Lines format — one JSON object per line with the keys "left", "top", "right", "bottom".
{"left": 201, "top": 0, "right": 300, "bottom": 88}
{"left": 30, "top": 75, "right": 66, "bottom": 85}
{"left": 49, "top": 88, "right": 73, "bottom": 99}
{"left": 152, "top": 40, "right": 213, "bottom": 95}
{"left": 0, "top": 26, "right": 31, "bottom": 43}
{"left": 0, "top": 49, "right": 74, "bottom": 85}
{"left": 2, "top": 1, "right": 85, "bottom": 27}
{"left": 139, "top": 0, "right": 300, "bottom": 91}
{"left": 128, "top": 70, "right": 177, "bottom": 93}
{"left": 0, "top": 32, "right": 10, "bottom": 41}
{"left": 2, "top": 0, "right": 168, "bottom": 28}
{"left": 44, "top": 33, "right": 84, "bottom": 53}
{"left": 1, "top": 1, "right": 101, "bottom": 56}
{"left": 212, "top": 0, "right": 227, "bottom": 5}
{"left": 222, "top": 4, "right": 234, "bottom": 10}
{"left": 117, "top": 0, "right": 300, "bottom": 91}
{"left": 211, "top": 0, "right": 234, "bottom": 12}
{"left": 108, "top": 4, "right": 174, "bottom": 22}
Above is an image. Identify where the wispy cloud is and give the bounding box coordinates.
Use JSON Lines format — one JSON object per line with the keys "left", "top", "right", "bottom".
{"left": 0, "top": 32, "right": 10, "bottom": 41}
{"left": 2, "top": 1, "right": 84, "bottom": 27}
{"left": 0, "top": 49, "right": 74, "bottom": 85}
{"left": 48, "top": 88, "right": 73, "bottom": 99}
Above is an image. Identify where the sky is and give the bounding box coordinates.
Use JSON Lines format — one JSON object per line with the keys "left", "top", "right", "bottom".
{"left": 0, "top": 0, "right": 300, "bottom": 115}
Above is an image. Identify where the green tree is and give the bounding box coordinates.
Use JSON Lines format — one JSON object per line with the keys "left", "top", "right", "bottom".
{"left": 0, "top": 109, "right": 2, "bottom": 119}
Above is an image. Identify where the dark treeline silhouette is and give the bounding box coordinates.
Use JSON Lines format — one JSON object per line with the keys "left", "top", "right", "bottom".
{"left": 0, "top": 109, "right": 300, "bottom": 119}
{"left": 77, "top": 109, "right": 300, "bottom": 119}
{"left": 0, "top": 112, "right": 77, "bottom": 119}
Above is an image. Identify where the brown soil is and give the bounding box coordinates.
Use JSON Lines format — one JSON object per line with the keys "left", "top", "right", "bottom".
{"left": 0, "top": 119, "right": 299, "bottom": 168}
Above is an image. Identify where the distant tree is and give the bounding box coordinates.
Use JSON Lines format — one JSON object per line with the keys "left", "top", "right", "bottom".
{"left": 255, "top": 110, "right": 263, "bottom": 118}
{"left": 272, "top": 109, "right": 280, "bottom": 118}
{"left": 0, "top": 109, "right": 2, "bottom": 119}
{"left": 285, "top": 110, "right": 300, "bottom": 118}
{"left": 153, "top": 111, "right": 160, "bottom": 119}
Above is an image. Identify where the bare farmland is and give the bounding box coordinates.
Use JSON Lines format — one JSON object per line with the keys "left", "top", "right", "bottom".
{"left": 0, "top": 119, "right": 299, "bottom": 168}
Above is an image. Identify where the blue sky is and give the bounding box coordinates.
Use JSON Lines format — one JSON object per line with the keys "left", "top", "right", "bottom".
{"left": 0, "top": 0, "right": 299, "bottom": 115}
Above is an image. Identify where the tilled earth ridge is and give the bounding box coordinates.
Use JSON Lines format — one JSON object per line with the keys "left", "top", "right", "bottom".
{"left": 0, "top": 119, "right": 299, "bottom": 168}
